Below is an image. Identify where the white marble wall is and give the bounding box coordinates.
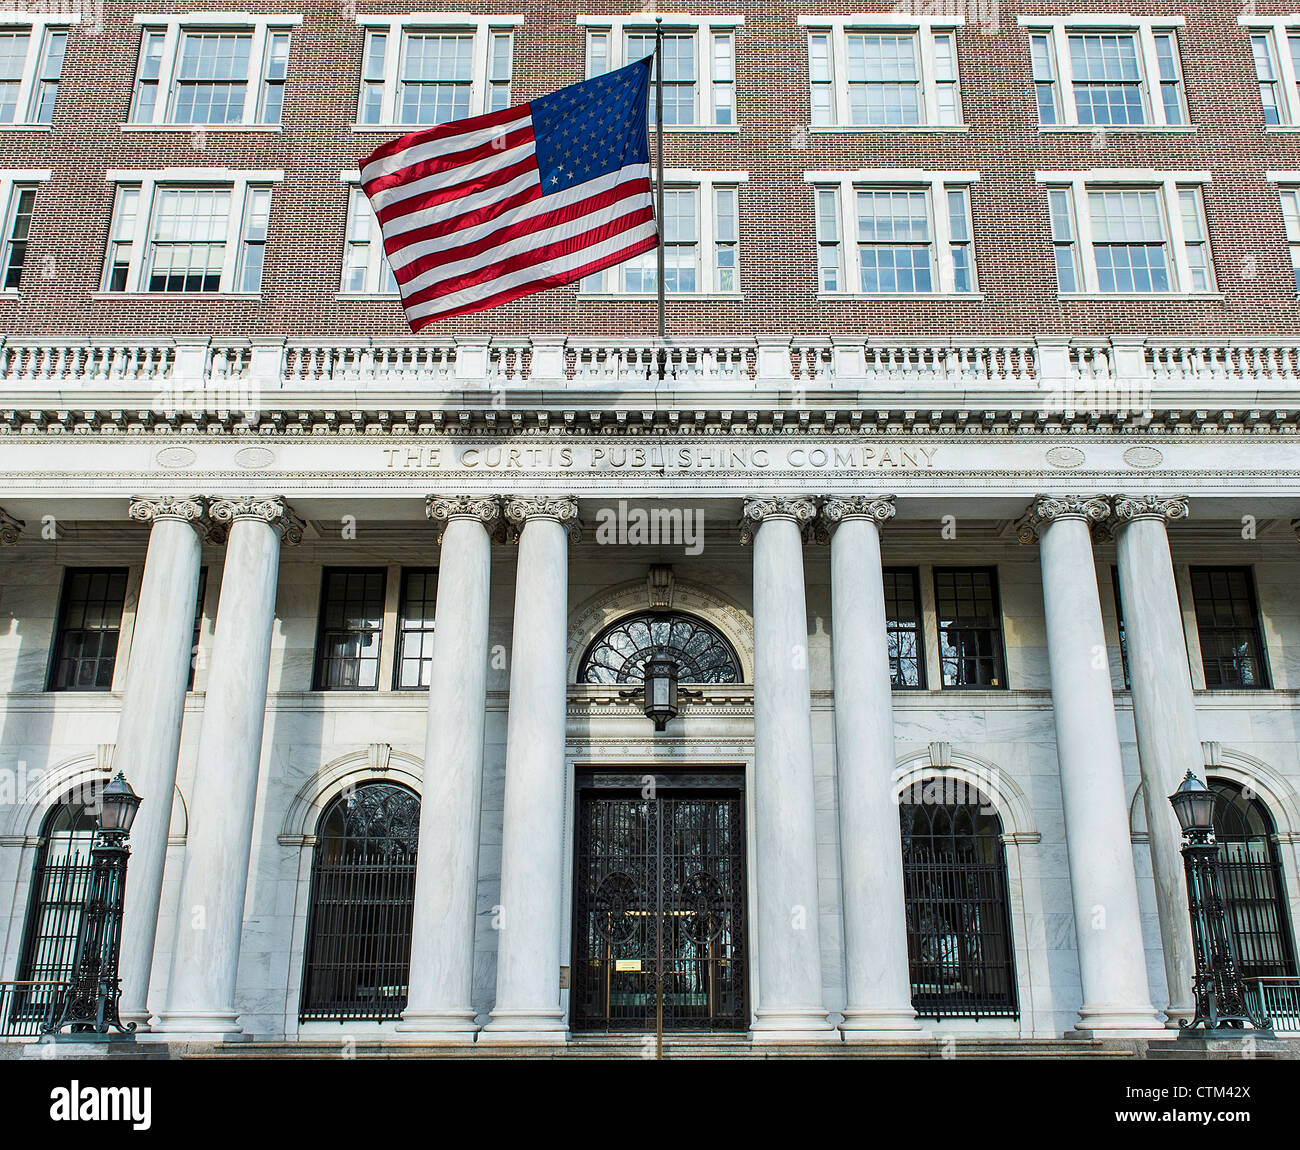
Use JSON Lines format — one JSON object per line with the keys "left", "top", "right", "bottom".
{"left": 1, "top": 528, "right": 1298, "bottom": 1042}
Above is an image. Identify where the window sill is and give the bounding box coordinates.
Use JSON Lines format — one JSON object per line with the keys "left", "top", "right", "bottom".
{"left": 0, "top": 123, "right": 52, "bottom": 132}
{"left": 336, "top": 292, "right": 402, "bottom": 301}
{"left": 1056, "top": 291, "right": 1224, "bottom": 301}
{"left": 577, "top": 291, "right": 745, "bottom": 300}
{"left": 92, "top": 291, "right": 264, "bottom": 301}
{"left": 1263, "top": 125, "right": 1300, "bottom": 133}
{"left": 1038, "top": 124, "right": 1197, "bottom": 134}
{"left": 817, "top": 292, "right": 984, "bottom": 301}
{"left": 119, "top": 123, "right": 283, "bottom": 133}
{"left": 350, "top": 122, "right": 742, "bottom": 133}
{"left": 0, "top": 290, "right": 19, "bottom": 300}
{"left": 809, "top": 124, "right": 969, "bottom": 134}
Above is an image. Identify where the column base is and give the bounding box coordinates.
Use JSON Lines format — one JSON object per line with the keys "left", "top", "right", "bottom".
{"left": 839, "top": 1007, "right": 924, "bottom": 1038}
{"left": 750, "top": 1009, "right": 840, "bottom": 1043}
{"left": 394, "top": 1009, "right": 480, "bottom": 1043}
{"left": 1074, "top": 1003, "right": 1169, "bottom": 1039}
{"left": 150, "top": 1009, "right": 245, "bottom": 1043}
{"left": 478, "top": 1008, "right": 568, "bottom": 1045}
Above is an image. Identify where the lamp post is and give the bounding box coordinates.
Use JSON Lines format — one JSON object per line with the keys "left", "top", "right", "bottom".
{"left": 45, "top": 772, "right": 142, "bottom": 1037}
{"left": 1168, "top": 770, "right": 1271, "bottom": 1036}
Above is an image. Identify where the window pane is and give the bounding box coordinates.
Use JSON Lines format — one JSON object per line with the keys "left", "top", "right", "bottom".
{"left": 395, "top": 568, "right": 437, "bottom": 689}
{"left": 935, "top": 568, "right": 1005, "bottom": 688}
{"left": 314, "top": 568, "right": 388, "bottom": 690}
{"left": 174, "top": 33, "right": 252, "bottom": 123}
{"left": 49, "top": 569, "right": 129, "bottom": 691}
{"left": 148, "top": 187, "right": 231, "bottom": 293}
{"left": 1190, "top": 567, "right": 1270, "bottom": 688}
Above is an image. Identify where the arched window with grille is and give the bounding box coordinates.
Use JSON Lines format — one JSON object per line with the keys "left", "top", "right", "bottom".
{"left": 299, "top": 782, "right": 420, "bottom": 1022}
{"left": 577, "top": 611, "right": 742, "bottom": 685}
{"left": 899, "top": 781, "right": 1019, "bottom": 1019}
{"left": 1210, "top": 778, "right": 1297, "bottom": 980}
{"left": 9, "top": 791, "right": 100, "bottom": 1031}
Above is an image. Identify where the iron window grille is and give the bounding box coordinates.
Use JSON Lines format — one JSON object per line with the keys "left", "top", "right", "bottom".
{"left": 1190, "top": 567, "right": 1271, "bottom": 689}
{"left": 900, "top": 785, "right": 1019, "bottom": 1019}
{"left": 578, "top": 611, "right": 742, "bottom": 685}
{"left": 394, "top": 567, "right": 437, "bottom": 690}
{"left": 884, "top": 566, "right": 925, "bottom": 689}
{"left": 934, "top": 567, "right": 1007, "bottom": 689}
{"left": 12, "top": 793, "right": 100, "bottom": 1028}
{"left": 299, "top": 783, "right": 420, "bottom": 1022}
{"left": 47, "top": 568, "right": 129, "bottom": 691}
{"left": 1209, "top": 779, "right": 1297, "bottom": 981}
{"left": 312, "top": 568, "right": 387, "bottom": 691}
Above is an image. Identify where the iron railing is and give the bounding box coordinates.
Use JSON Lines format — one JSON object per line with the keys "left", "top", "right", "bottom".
{"left": 1249, "top": 977, "right": 1300, "bottom": 1034}
{"left": 0, "top": 981, "right": 66, "bottom": 1036}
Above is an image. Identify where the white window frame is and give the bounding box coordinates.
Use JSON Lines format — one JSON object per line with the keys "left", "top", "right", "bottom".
{"left": 0, "top": 169, "right": 50, "bottom": 294}
{"left": 578, "top": 15, "right": 743, "bottom": 130}
{"left": 803, "top": 170, "right": 981, "bottom": 297}
{"left": 1240, "top": 15, "right": 1300, "bottom": 128}
{"left": 1266, "top": 172, "right": 1300, "bottom": 295}
{"left": 1034, "top": 170, "right": 1216, "bottom": 297}
{"left": 99, "top": 168, "right": 283, "bottom": 296}
{"left": 338, "top": 170, "right": 398, "bottom": 297}
{"left": 353, "top": 13, "right": 523, "bottom": 130}
{"left": 0, "top": 12, "right": 78, "bottom": 129}
{"left": 798, "top": 13, "right": 966, "bottom": 131}
{"left": 1017, "top": 14, "right": 1190, "bottom": 131}
{"left": 578, "top": 169, "right": 747, "bottom": 297}
{"left": 124, "top": 13, "right": 302, "bottom": 131}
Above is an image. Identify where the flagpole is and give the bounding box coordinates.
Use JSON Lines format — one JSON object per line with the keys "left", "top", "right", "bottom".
{"left": 654, "top": 17, "right": 667, "bottom": 379}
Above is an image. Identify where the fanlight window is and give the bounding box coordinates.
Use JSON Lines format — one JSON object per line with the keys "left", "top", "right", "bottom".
{"left": 899, "top": 784, "right": 1019, "bottom": 1019}
{"left": 299, "top": 782, "right": 420, "bottom": 1022}
{"left": 578, "top": 611, "right": 742, "bottom": 685}
{"left": 1210, "top": 779, "right": 1297, "bottom": 980}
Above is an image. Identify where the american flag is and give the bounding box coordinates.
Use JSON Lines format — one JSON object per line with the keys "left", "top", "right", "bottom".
{"left": 359, "top": 58, "right": 657, "bottom": 329}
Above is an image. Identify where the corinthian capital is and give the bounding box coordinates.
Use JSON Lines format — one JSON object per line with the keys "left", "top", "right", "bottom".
{"left": 503, "top": 495, "right": 581, "bottom": 543}
{"left": 128, "top": 496, "right": 207, "bottom": 525}
{"left": 426, "top": 495, "right": 501, "bottom": 543}
{"left": 821, "top": 496, "right": 896, "bottom": 531}
{"left": 1015, "top": 495, "right": 1111, "bottom": 544}
{"left": 739, "top": 496, "right": 818, "bottom": 545}
{"left": 209, "top": 496, "right": 305, "bottom": 544}
{"left": 1112, "top": 495, "right": 1190, "bottom": 524}
{"left": 0, "top": 506, "right": 23, "bottom": 545}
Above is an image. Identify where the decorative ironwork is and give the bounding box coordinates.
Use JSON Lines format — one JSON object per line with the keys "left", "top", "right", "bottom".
{"left": 900, "top": 788, "right": 1019, "bottom": 1019}
{"left": 578, "top": 611, "right": 742, "bottom": 685}
{"left": 571, "top": 770, "right": 748, "bottom": 1032}
{"left": 299, "top": 783, "right": 420, "bottom": 1022}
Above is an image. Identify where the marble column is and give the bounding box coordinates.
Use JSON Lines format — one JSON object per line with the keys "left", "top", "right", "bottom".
{"left": 822, "top": 496, "right": 920, "bottom": 1036}
{"left": 480, "top": 496, "right": 580, "bottom": 1043}
{"left": 1020, "top": 497, "right": 1163, "bottom": 1034}
{"left": 116, "top": 496, "right": 208, "bottom": 1029}
{"left": 153, "top": 497, "right": 301, "bottom": 1039}
{"left": 740, "top": 497, "right": 836, "bottom": 1041}
{"left": 1113, "top": 495, "right": 1198, "bottom": 1024}
{"left": 398, "top": 495, "right": 499, "bottom": 1041}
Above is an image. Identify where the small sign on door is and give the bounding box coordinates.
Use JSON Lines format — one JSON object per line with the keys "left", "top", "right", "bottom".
{"left": 614, "top": 958, "right": 642, "bottom": 972}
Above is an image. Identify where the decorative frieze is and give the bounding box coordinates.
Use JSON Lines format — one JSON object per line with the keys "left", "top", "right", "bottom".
{"left": 208, "top": 496, "right": 305, "bottom": 544}
{"left": 0, "top": 505, "right": 23, "bottom": 545}
{"left": 1112, "top": 495, "right": 1191, "bottom": 524}
{"left": 738, "top": 496, "right": 819, "bottom": 544}
{"left": 503, "top": 495, "right": 582, "bottom": 543}
{"left": 1015, "top": 495, "right": 1111, "bottom": 544}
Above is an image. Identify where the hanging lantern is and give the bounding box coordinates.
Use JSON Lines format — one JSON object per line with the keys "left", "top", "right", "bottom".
{"left": 643, "top": 653, "right": 679, "bottom": 732}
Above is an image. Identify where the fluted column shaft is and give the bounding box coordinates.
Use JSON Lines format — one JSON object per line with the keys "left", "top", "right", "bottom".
{"left": 117, "top": 497, "right": 207, "bottom": 1028}
{"left": 824, "top": 497, "right": 919, "bottom": 1036}
{"left": 742, "top": 498, "right": 835, "bottom": 1041}
{"left": 155, "top": 497, "right": 300, "bottom": 1038}
{"left": 480, "top": 496, "right": 579, "bottom": 1042}
{"left": 1114, "top": 496, "right": 1198, "bottom": 1023}
{"left": 399, "top": 497, "right": 498, "bottom": 1040}
{"left": 1024, "top": 497, "right": 1163, "bottom": 1034}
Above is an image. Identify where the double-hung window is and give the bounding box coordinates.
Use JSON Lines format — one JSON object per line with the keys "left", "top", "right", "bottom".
{"left": 48, "top": 568, "right": 130, "bottom": 692}
{"left": 129, "top": 16, "right": 299, "bottom": 127}
{"left": 1021, "top": 16, "right": 1187, "bottom": 128}
{"left": 355, "top": 15, "right": 520, "bottom": 128}
{"left": 885, "top": 568, "right": 926, "bottom": 689}
{"left": 1189, "top": 568, "right": 1271, "bottom": 690}
{"left": 394, "top": 568, "right": 437, "bottom": 689}
{"left": 934, "top": 567, "right": 1007, "bottom": 690}
{"left": 1272, "top": 178, "right": 1300, "bottom": 292}
{"left": 580, "top": 171, "right": 745, "bottom": 295}
{"left": 802, "top": 15, "right": 963, "bottom": 128}
{"left": 314, "top": 568, "right": 387, "bottom": 691}
{"left": 101, "top": 170, "right": 281, "bottom": 294}
{"left": 1039, "top": 172, "right": 1214, "bottom": 295}
{"left": 581, "top": 17, "right": 741, "bottom": 128}
{"left": 0, "top": 170, "right": 48, "bottom": 292}
{"left": 339, "top": 173, "right": 397, "bottom": 294}
{"left": 1242, "top": 17, "right": 1300, "bottom": 125}
{"left": 0, "top": 15, "right": 73, "bottom": 126}
{"left": 808, "top": 171, "right": 978, "bottom": 295}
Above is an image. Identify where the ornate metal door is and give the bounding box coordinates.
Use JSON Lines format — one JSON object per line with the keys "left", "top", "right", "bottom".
{"left": 571, "top": 770, "right": 748, "bottom": 1032}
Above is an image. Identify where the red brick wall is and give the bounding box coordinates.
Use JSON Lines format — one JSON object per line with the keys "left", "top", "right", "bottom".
{"left": 1, "top": 0, "right": 1298, "bottom": 340}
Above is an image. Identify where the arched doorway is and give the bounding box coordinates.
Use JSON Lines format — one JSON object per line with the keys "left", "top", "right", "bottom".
{"left": 298, "top": 782, "right": 420, "bottom": 1022}
{"left": 899, "top": 781, "right": 1019, "bottom": 1019}
{"left": 1210, "top": 778, "right": 1297, "bottom": 980}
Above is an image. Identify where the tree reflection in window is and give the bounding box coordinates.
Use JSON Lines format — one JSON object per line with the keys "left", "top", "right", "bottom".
{"left": 578, "top": 611, "right": 742, "bottom": 685}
